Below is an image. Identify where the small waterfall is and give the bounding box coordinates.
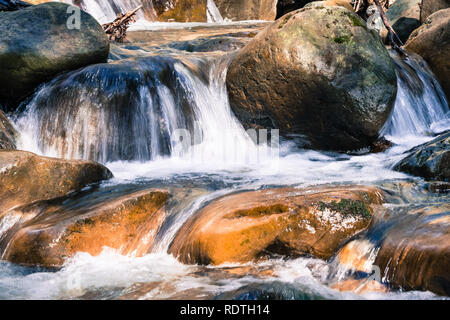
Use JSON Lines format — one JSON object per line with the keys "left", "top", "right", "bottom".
{"left": 206, "top": 0, "right": 223, "bottom": 23}
{"left": 15, "top": 55, "right": 262, "bottom": 164}
{"left": 381, "top": 51, "right": 450, "bottom": 139}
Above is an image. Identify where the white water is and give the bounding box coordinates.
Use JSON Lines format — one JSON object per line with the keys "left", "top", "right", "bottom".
{"left": 207, "top": 0, "right": 224, "bottom": 23}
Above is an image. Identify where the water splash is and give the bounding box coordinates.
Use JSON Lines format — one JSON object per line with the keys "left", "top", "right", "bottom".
{"left": 206, "top": 0, "right": 223, "bottom": 23}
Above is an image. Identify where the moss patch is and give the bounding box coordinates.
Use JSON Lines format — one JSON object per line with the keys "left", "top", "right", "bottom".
{"left": 333, "top": 35, "right": 351, "bottom": 44}
{"left": 229, "top": 204, "right": 289, "bottom": 218}
{"left": 318, "top": 199, "right": 371, "bottom": 219}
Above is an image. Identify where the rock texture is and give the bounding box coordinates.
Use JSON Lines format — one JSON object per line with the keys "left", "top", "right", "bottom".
{"left": 0, "top": 110, "right": 17, "bottom": 150}
{"left": 0, "top": 189, "right": 169, "bottom": 267}
{"left": 214, "top": 0, "right": 277, "bottom": 21}
{"left": 405, "top": 9, "right": 450, "bottom": 99}
{"left": 395, "top": 131, "right": 450, "bottom": 181}
{"left": 169, "top": 186, "right": 384, "bottom": 265}
{"left": 420, "top": 0, "right": 450, "bottom": 22}
{"left": 0, "top": 150, "right": 112, "bottom": 214}
{"left": 0, "top": 2, "right": 110, "bottom": 107}
{"left": 226, "top": 6, "right": 397, "bottom": 151}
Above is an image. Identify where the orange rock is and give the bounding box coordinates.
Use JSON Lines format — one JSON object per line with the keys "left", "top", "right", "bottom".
{"left": 0, "top": 189, "right": 169, "bottom": 267}
{"left": 0, "top": 151, "right": 112, "bottom": 215}
{"left": 332, "top": 279, "right": 387, "bottom": 294}
{"left": 169, "top": 186, "right": 384, "bottom": 265}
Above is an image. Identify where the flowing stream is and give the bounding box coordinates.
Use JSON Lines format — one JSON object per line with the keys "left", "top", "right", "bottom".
{"left": 0, "top": 3, "right": 449, "bottom": 300}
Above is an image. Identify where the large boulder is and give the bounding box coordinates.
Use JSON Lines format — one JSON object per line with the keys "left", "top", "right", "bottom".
{"left": 394, "top": 131, "right": 450, "bottom": 181}
{"left": 405, "top": 9, "right": 450, "bottom": 100}
{"left": 226, "top": 6, "right": 397, "bottom": 151}
{"left": 0, "top": 2, "right": 110, "bottom": 108}
{"left": 420, "top": 0, "right": 450, "bottom": 22}
{"left": 214, "top": 0, "right": 277, "bottom": 21}
{"left": 0, "top": 110, "right": 17, "bottom": 150}
{"left": 0, "top": 151, "right": 112, "bottom": 214}
{"left": 0, "top": 189, "right": 169, "bottom": 267}
{"left": 169, "top": 186, "right": 384, "bottom": 265}
{"left": 386, "top": 0, "right": 421, "bottom": 43}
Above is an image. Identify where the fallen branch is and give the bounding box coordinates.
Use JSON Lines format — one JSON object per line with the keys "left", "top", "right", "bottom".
{"left": 372, "top": 0, "right": 403, "bottom": 49}
{"left": 102, "top": 5, "right": 143, "bottom": 43}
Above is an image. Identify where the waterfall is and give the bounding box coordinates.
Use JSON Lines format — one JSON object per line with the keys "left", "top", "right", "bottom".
{"left": 15, "top": 55, "right": 262, "bottom": 164}
{"left": 381, "top": 51, "right": 450, "bottom": 140}
{"left": 206, "top": 0, "right": 223, "bottom": 23}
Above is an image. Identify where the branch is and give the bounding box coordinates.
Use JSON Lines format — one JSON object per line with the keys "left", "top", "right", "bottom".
{"left": 102, "top": 5, "right": 143, "bottom": 43}
{"left": 372, "top": 0, "right": 403, "bottom": 49}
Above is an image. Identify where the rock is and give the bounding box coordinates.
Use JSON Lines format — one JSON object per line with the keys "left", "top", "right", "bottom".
{"left": 147, "top": 0, "right": 207, "bottom": 22}
{"left": 374, "top": 204, "right": 450, "bottom": 296}
{"left": 169, "top": 186, "right": 384, "bottom": 265}
{"left": 394, "top": 131, "right": 450, "bottom": 181}
{"left": 214, "top": 0, "right": 277, "bottom": 21}
{"left": 0, "top": 189, "right": 169, "bottom": 267}
{"left": 0, "top": 2, "right": 110, "bottom": 108}
{"left": 405, "top": 9, "right": 450, "bottom": 99}
{"left": 0, "top": 150, "right": 112, "bottom": 214}
{"left": 331, "top": 279, "right": 387, "bottom": 294}
{"left": 276, "top": 0, "right": 311, "bottom": 18}
{"left": 226, "top": 6, "right": 397, "bottom": 151}
{"left": 386, "top": 0, "right": 421, "bottom": 43}
{"left": 420, "top": 0, "right": 450, "bottom": 22}
{"left": 0, "top": 110, "right": 17, "bottom": 150}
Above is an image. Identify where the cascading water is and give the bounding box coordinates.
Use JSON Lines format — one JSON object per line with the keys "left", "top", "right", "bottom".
{"left": 381, "top": 51, "right": 449, "bottom": 141}
{"left": 207, "top": 0, "right": 223, "bottom": 23}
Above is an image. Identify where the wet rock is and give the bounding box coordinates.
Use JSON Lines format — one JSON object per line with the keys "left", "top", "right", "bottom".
{"left": 0, "top": 110, "right": 17, "bottom": 150}
{"left": 374, "top": 203, "right": 450, "bottom": 296}
{"left": 370, "top": 137, "right": 393, "bottom": 153}
{"left": 386, "top": 0, "right": 421, "bottom": 43}
{"left": 226, "top": 6, "right": 397, "bottom": 151}
{"left": 420, "top": 0, "right": 450, "bottom": 22}
{"left": 169, "top": 186, "right": 384, "bottom": 265}
{"left": 405, "top": 9, "right": 450, "bottom": 99}
{"left": 0, "top": 189, "right": 169, "bottom": 267}
{"left": 0, "top": 0, "right": 30, "bottom": 11}
{"left": 0, "top": 2, "right": 110, "bottom": 108}
{"left": 331, "top": 279, "right": 387, "bottom": 294}
{"left": 148, "top": 0, "right": 207, "bottom": 22}
{"left": 394, "top": 131, "right": 450, "bottom": 181}
{"left": 214, "top": 0, "right": 277, "bottom": 21}
{"left": 0, "top": 150, "right": 112, "bottom": 214}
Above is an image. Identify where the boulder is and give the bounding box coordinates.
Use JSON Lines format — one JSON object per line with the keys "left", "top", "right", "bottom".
{"left": 226, "top": 6, "right": 397, "bottom": 151}
{"left": 386, "top": 0, "right": 421, "bottom": 43}
{"left": 0, "top": 150, "right": 112, "bottom": 214}
{"left": 0, "top": 189, "right": 169, "bottom": 267}
{"left": 0, "top": 2, "right": 110, "bottom": 108}
{"left": 145, "top": 0, "right": 207, "bottom": 22}
{"left": 374, "top": 204, "right": 450, "bottom": 296}
{"left": 169, "top": 186, "right": 384, "bottom": 265}
{"left": 214, "top": 0, "right": 277, "bottom": 21}
{"left": 394, "top": 131, "right": 450, "bottom": 181}
{"left": 420, "top": 0, "right": 450, "bottom": 22}
{"left": 0, "top": 110, "right": 17, "bottom": 150}
{"left": 405, "top": 9, "right": 450, "bottom": 99}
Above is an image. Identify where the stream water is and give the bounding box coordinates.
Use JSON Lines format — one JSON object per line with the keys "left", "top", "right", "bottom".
{"left": 0, "top": 3, "right": 449, "bottom": 300}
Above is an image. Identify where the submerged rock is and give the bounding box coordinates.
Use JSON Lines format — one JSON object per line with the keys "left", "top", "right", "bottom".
{"left": 386, "top": 0, "right": 421, "bottom": 43}
{"left": 0, "top": 150, "right": 112, "bottom": 215}
{"left": 0, "top": 2, "right": 109, "bottom": 108}
{"left": 149, "top": 0, "right": 207, "bottom": 22}
{"left": 169, "top": 186, "right": 384, "bottom": 265}
{"left": 0, "top": 110, "right": 17, "bottom": 150}
{"left": 226, "top": 6, "right": 397, "bottom": 151}
{"left": 214, "top": 0, "right": 277, "bottom": 21}
{"left": 394, "top": 131, "right": 450, "bottom": 181}
{"left": 0, "top": 189, "right": 169, "bottom": 267}
{"left": 405, "top": 9, "right": 450, "bottom": 100}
